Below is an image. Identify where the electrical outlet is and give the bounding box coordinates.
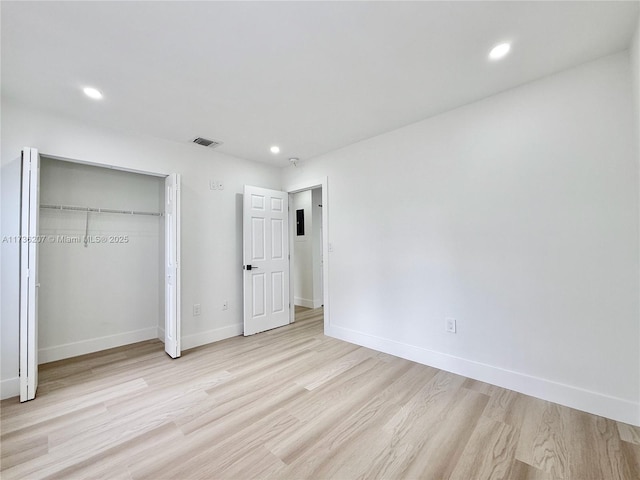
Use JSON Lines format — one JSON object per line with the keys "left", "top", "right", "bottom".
{"left": 222, "top": 300, "right": 228, "bottom": 310}
{"left": 193, "top": 304, "right": 201, "bottom": 316}
{"left": 209, "top": 180, "right": 217, "bottom": 190}
{"left": 445, "top": 317, "right": 456, "bottom": 333}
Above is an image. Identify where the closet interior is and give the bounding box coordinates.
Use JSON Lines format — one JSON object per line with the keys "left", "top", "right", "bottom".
{"left": 38, "top": 157, "right": 165, "bottom": 363}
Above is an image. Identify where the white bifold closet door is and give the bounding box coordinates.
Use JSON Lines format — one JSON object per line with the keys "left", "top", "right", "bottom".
{"left": 243, "top": 185, "right": 290, "bottom": 336}
{"left": 164, "top": 173, "right": 181, "bottom": 358}
{"left": 20, "top": 147, "right": 40, "bottom": 402}
{"left": 19, "top": 151, "right": 182, "bottom": 400}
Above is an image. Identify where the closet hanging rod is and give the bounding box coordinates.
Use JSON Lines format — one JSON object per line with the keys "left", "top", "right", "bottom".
{"left": 40, "top": 204, "right": 163, "bottom": 217}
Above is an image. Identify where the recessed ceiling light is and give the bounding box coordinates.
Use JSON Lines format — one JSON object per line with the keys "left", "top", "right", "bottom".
{"left": 270, "top": 146, "right": 280, "bottom": 154}
{"left": 489, "top": 43, "right": 511, "bottom": 60}
{"left": 83, "top": 87, "right": 103, "bottom": 99}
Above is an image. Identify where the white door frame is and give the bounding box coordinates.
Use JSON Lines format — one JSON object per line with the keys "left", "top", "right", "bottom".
{"left": 285, "top": 177, "right": 329, "bottom": 331}
{"left": 19, "top": 151, "right": 181, "bottom": 400}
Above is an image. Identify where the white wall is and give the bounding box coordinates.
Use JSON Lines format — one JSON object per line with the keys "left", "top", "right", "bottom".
{"left": 283, "top": 52, "right": 640, "bottom": 425}
{"left": 38, "top": 158, "right": 163, "bottom": 362}
{"left": 1, "top": 100, "right": 281, "bottom": 398}
{"left": 293, "top": 190, "right": 313, "bottom": 307}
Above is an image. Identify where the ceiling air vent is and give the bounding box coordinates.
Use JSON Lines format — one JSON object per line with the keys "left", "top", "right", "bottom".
{"left": 192, "top": 137, "right": 223, "bottom": 148}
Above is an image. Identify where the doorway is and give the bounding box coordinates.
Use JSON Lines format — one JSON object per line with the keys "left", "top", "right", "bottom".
{"left": 286, "top": 178, "right": 329, "bottom": 330}
{"left": 291, "top": 188, "right": 323, "bottom": 311}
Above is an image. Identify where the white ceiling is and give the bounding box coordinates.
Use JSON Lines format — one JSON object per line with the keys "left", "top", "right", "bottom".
{"left": 2, "top": 1, "right": 638, "bottom": 167}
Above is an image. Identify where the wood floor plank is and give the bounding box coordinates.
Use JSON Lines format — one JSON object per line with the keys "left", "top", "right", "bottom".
{"left": 516, "top": 401, "right": 570, "bottom": 478}
{"left": 449, "top": 416, "right": 520, "bottom": 480}
{"left": 266, "top": 358, "right": 412, "bottom": 464}
{"left": 517, "top": 401, "right": 632, "bottom": 480}
{"left": 463, "top": 377, "right": 498, "bottom": 396}
{"left": 294, "top": 346, "right": 377, "bottom": 391}
{"left": 39, "top": 422, "right": 181, "bottom": 480}
{"left": 2, "top": 307, "right": 637, "bottom": 479}
{"left": 129, "top": 406, "right": 298, "bottom": 479}
{"left": 618, "top": 421, "right": 640, "bottom": 445}
{"left": 0, "top": 403, "right": 108, "bottom": 445}
{"left": 104, "top": 369, "right": 231, "bottom": 417}
{"left": 0, "top": 434, "right": 48, "bottom": 471}
{"left": 215, "top": 446, "right": 286, "bottom": 480}
{"left": 199, "top": 411, "right": 298, "bottom": 477}
{"left": 482, "top": 386, "right": 520, "bottom": 424}
{"left": 353, "top": 371, "right": 470, "bottom": 479}
{"left": 393, "top": 387, "right": 490, "bottom": 479}
{"left": 564, "top": 411, "right": 631, "bottom": 480}
{"left": 164, "top": 413, "right": 294, "bottom": 480}
{"left": 509, "top": 460, "right": 558, "bottom": 480}
{"left": 48, "top": 390, "right": 204, "bottom": 454}
{"left": 620, "top": 439, "right": 640, "bottom": 478}
{"left": 1, "top": 379, "right": 147, "bottom": 435}
{"left": 285, "top": 356, "right": 398, "bottom": 423}
{"left": 273, "top": 363, "right": 437, "bottom": 479}
{"left": 382, "top": 369, "right": 467, "bottom": 441}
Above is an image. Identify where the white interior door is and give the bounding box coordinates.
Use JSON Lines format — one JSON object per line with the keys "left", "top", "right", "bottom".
{"left": 243, "top": 185, "right": 290, "bottom": 335}
{"left": 164, "top": 173, "right": 181, "bottom": 358}
{"left": 20, "top": 147, "right": 40, "bottom": 402}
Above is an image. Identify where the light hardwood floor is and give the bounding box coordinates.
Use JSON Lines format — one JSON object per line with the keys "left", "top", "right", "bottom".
{"left": 1, "top": 307, "right": 639, "bottom": 479}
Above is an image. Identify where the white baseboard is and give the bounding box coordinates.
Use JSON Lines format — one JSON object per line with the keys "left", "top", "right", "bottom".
{"left": 313, "top": 298, "right": 323, "bottom": 309}
{"left": 182, "top": 323, "right": 243, "bottom": 351}
{"left": 158, "top": 326, "right": 165, "bottom": 343}
{"left": 294, "top": 297, "right": 315, "bottom": 308}
{"left": 326, "top": 323, "right": 640, "bottom": 426}
{"left": 38, "top": 327, "right": 159, "bottom": 364}
{"left": 1, "top": 377, "right": 19, "bottom": 400}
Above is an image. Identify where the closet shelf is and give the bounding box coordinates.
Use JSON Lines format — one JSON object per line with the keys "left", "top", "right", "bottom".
{"left": 40, "top": 204, "right": 163, "bottom": 217}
